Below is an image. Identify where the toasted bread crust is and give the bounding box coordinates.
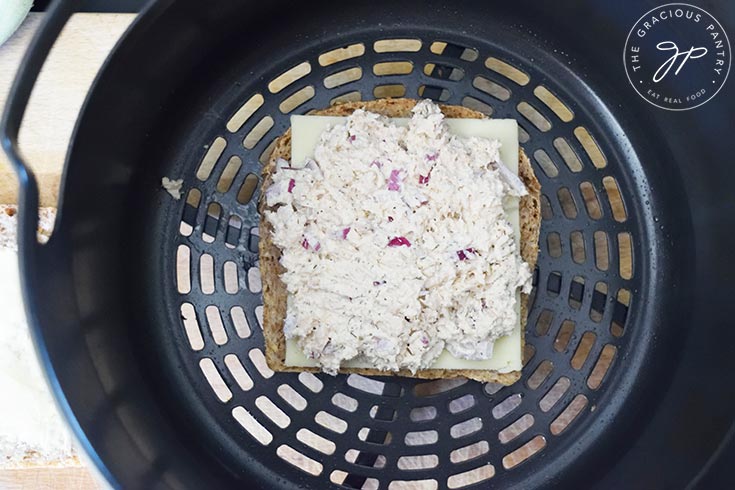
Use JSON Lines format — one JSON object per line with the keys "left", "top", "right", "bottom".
{"left": 259, "top": 99, "right": 540, "bottom": 384}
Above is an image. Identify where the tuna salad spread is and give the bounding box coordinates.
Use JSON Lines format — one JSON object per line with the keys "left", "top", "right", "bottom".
{"left": 264, "top": 100, "right": 532, "bottom": 375}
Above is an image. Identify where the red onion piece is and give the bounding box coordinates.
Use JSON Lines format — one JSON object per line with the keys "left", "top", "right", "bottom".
{"left": 388, "top": 236, "right": 411, "bottom": 247}
{"left": 387, "top": 169, "right": 402, "bottom": 191}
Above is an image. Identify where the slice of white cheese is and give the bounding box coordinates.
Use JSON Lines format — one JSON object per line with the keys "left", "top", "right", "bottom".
{"left": 284, "top": 115, "right": 522, "bottom": 373}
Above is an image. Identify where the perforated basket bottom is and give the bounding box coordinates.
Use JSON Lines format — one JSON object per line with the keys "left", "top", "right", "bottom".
{"left": 152, "top": 31, "right": 647, "bottom": 489}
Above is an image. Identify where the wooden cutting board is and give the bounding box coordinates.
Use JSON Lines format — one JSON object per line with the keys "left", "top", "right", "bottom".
{"left": 0, "top": 12, "right": 133, "bottom": 489}
{"left": 0, "top": 467, "right": 103, "bottom": 490}
{"left": 0, "top": 12, "right": 134, "bottom": 206}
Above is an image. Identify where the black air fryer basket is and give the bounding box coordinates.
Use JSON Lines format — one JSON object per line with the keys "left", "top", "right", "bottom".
{"left": 2, "top": 0, "right": 734, "bottom": 488}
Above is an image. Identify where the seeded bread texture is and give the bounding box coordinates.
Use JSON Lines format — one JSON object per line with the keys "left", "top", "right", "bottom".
{"left": 259, "top": 98, "right": 541, "bottom": 384}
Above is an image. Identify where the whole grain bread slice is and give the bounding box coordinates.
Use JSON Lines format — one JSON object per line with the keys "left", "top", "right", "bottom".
{"left": 259, "top": 98, "right": 541, "bottom": 384}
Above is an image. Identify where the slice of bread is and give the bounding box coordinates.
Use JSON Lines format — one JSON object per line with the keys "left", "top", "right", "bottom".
{"left": 259, "top": 98, "right": 541, "bottom": 384}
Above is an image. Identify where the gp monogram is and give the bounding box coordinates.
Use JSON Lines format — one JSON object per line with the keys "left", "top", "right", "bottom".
{"left": 624, "top": 3, "right": 731, "bottom": 110}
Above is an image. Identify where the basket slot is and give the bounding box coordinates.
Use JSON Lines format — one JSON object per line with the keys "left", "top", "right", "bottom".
{"left": 298, "top": 372, "right": 323, "bottom": 393}
{"left": 417, "top": 85, "right": 450, "bottom": 101}
{"left": 571, "top": 332, "right": 597, "bottom": 370}
{"left": 224, "top": 354, "right": 253, "bottom": 391}
{"left": 229, "top": 306, "right": 251, "bottom": 339}
{"left": 373, "top": 39, "right": 422, "bottom": 53}
{"left": 539, "top": 377, "right": 571, "bottom": 412}
{"left": 315, "top": 411, "right": 348, "bottom": 434}
{"left": 498, "top": 414, "right": 535, "bottom": 444}
{"left": 517, "top": 102, "right": 551, "bottom": 132}
{"left": 180, "top": 302, "right": 203, "bottom": 351}
{"left": 223, "top": 261, "right": 239, "bottom": 294}
{"left": 574, "top": 126, "right": 607, "bottom": 168}
{"left": 448, "top": 394, "right": 476, "bottom": 415}
{"left": 276, "top": 444, "right": 323, "bottom": 476}
{"left": 397, "top": 454, "right": 439, "bottom": 471}
{"left": 256, "top": 396, "right": 291, "bottom": 429}
{"left": 460, "top": 96, "right": 493, "bottom": 116}
{"left": 227, "top": 94, "right": 265, "bottom": 133}
{"left": 279, "top": 85, "right": 315, "bottom": 113}
{"left": 180, "top": 188, "right": 201, "bottom": 235}
{"left": 594, "top": 231, "right": 610, "bottom": 271}
{"left": 388, "top": 479, "right": 438, "bottom": 490}
{"left": 197, "top": 137, "right": 226, "bottom": 181}
{"left": 553, "top": 137, "right": 583, "bottom": 172}
{"left": 248, "top": 348, "right": 274, "bottom": 379}
{"left": 374, "top": 84, "right": 407, "bottom": 98}
{"left": 205, "top": 305, "right": 228, "bottom": 345}
{"left": 447, "top": 463, "right": 495, "bottom": 489}
{"left": 546, "top": 271, "right": 562, "bottom": 296}
{"left": 374, "top": 61, "right": 414, "bottom": 76}
{"left": 492, "top": 394, "right": 522, "bottom": 420}
{"left": 405, "top": 430, "right": 438, "bottom": 446}
{"left": 202, "top": 202, "right": 221, "bottom": 242}
{"left": 247, "top": 226, "right": 259, "bottom": 253}
{"left": 526, "top": 360, "right": 553, "bottom": 390}
{"left": 589, "top": 282, "right": 608, "bottom": 322}
{"left": 618, "top": 232, "right": 634, "bottom": 279}
{"left": 324, "top": 67, "right": 363, "bottom": 89}
{"left": 547, "top": 232, "right": 562, "bottom": 258}
{"left": 570, "top": 231, "right": 586, "bottom": 264}
{"left": 534, "top": 85, "right": 574, "bottom": 122}
{"left": 611, "top": 288, "right": 631, "bottom": 337}
{"left": 410, "top": 406, "right": 437, "bottom": 422}
{"left": 224, "top": 215, "right": 242, "bottom": 248}
{"left": 319, "top": 43, "right": 366, "bottom": 66}
{"left": 277, "top": 384, "right": 307, "bottom": 410}
{"left": 472, "top": 76, "right": 511, "bottom": 101}
{"left": 579, "top": 181, "right": 602, "bottom": 219}
{"left": 429, "top": 41, "right": 478, "bottom": 62}
{"left": 553, "top": 320, "right": 575, "bottom": 352}
{"left": 246, "top": 266, "right": 262, "bottom": 294}
{"left": 423, "top": 62, "right": 465, "bottom": 81}
{"left": 587, "top": 344, "right": 617, "bottom": 390}
{"left": 176, "top": 245, "right": 191, "bottom": 294}
{"left": 268, "top": 62, "right": 311, "bottom": 94}
{"left": 533, "top": 148, "right": 559, "bottom": 178}
{"left": 602, "top": 176, "right": 627, "bottom": 222}
{"left": 236, "top": 173, "right": 259, "bottom": 204}
{"left": 232, "top": 406, "right": 272, "bottom": 445}
{"left": 297, "top": 428, "right": 336, "bottom": 455}
{"left": 243, "top": 116, "right": 274, "bottom": 149}
{"left": 331, "top": 90, "right": 362, "bottom": 105}
{"left": 484, "top": 57, "right": 530, "bottom": 86}
{"left": 550, "top": 395, "right": 588, "bottom": 435}
{"left": 199, "top": 253, "right": 215, "bottom": 294}
{"left": 449, "top": 440, "right": 490, "bottom": 464}
{"left": 568, "top": 276, "right": 585, "bottom": 310}
{"left": 199, "top": 358, "right": 232, "bottom": 402}
{"left": 332, "top": 393, "right": 359, "bottom": 413}
{"left": 534, "top": 309, "right": 554, "bottom": 336}
{"left": 540, "top": 194, "right": 553, "bottom": 220}
{"left": 450, "top": 417, "right": 483, "bottom": 439}
{"left": 557, "top": 187, "right": 578, "bottom": 219}
{"left": 501, "top": 435, "right": 546, "bottom": 469}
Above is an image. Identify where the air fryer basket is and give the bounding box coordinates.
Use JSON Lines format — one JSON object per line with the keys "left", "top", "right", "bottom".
{"left": 3, "top": 0, "right": 734, "bottom": 488}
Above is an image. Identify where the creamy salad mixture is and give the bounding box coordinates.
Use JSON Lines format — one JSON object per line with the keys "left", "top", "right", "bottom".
{"left": 265, "top": 100, "right": 531, "bottom": 374}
